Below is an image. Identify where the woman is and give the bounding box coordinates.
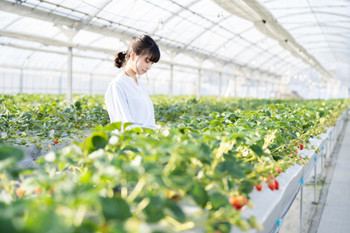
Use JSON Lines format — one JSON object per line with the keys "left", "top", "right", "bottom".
{"left": 105, "top": 35, "right": 160, "bottom": 131}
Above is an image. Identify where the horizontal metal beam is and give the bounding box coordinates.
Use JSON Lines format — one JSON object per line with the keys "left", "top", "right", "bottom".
{"left": 0, "top": 42, "right": 111, "bottom": 61}
{"left": 0, "top": 28, "right": 281, "bottom": 80}
{"left": 0, "top": 29, "right": 115, "bottom": 54}
{"left": 0, "top": 64, "right": 114, "bottom": 77}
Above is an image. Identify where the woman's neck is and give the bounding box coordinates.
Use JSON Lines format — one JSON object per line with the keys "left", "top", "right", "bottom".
{"left": 124, "top": 66, "right": 138, "bottom": 84}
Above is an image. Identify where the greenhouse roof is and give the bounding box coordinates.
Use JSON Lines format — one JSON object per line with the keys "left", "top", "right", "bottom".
{"left": 1, "top": 0, "right": 349, "bottom": 87}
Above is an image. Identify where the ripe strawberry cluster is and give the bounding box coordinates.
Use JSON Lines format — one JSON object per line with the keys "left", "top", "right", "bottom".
{"left": 261, "top": 166, "right": 281, "bottom": 191}
{"left": 229, "top": 195, "right": 248, "bottom": 210}
{"left": 229, "top": 166, "right": 283, "bottom": 211}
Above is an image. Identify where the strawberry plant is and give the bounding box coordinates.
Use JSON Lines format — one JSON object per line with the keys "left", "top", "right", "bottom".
{"left": 0, "top": 94, "right": 349, "bottom": 232}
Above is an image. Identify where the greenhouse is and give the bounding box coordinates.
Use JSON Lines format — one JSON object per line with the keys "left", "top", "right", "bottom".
{"left": 0, "top": 0, "right": 350, "bottom": 233}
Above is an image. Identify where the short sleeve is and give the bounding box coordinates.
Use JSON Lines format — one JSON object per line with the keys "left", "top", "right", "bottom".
{"left": 105, "top": 81, "right": 135, "bottom": 124}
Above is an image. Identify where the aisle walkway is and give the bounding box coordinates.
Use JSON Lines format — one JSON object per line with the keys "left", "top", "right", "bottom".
{"left": 317, "top": 120, "right": 350, "bottom": 233}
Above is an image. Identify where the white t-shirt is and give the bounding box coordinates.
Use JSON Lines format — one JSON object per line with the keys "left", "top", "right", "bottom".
{"left": 105, "top": 73, "right": 156, "bottom": 130}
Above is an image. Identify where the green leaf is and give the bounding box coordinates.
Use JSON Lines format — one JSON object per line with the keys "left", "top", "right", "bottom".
{"left": 164, "top": 199, "right": 186, "bottom": 222}
{"left": 0, "top": 218, "right": 18, "bottom": 233}
{"left": 0, "top": 145, "right": 24, "bottom": 162}
{"left": 216, "top": 160, "right": 246, "bottom": 179}
{"left": 123, "top": 122, "right": 134, "bottom": 130}
{"left": 287, "top": 131, "right": 298, "bottom": 139}
{"left": 25, "top": 210, "right": 71, "bottom": 233}
{"left": 92, "top": 135, "right": 108, "bottom": 150}
{"left": 45, "top": 129, "right": 55, "bottom": 137}
{"left": 74, "top": 101, "right": 82, "bottom": 110}
{"left": 104, "top": 122, "right": 122, "bottom": 132}
{"left": 209, "top": 192, "right": 230, "bottom": 210}
{"left": 168, "top": 167, "right": 193, "bottom": 189}
{"left": 190, "top": 182, "right": 208, "bottom": 208}
{"left": 84, "top": 132, "right": 108, "bottom": 153}
{"left": 210, "top": 120, "right": 221, "bottom": 126}
{"left": 1, "top": 132, "right": 7, "bottom": 139}
{"left": 143, "top": 196, "right": 165, "bottom": 223}
{"left": 129, "top": 127, "right": 142, "bottom": 133}
{"left": 238, "top": 180, "right": 254, "bottom": 194}
{"left": 99, "top": 197, "right": 132, "bottom": 221}
{"left": 74, "top": 219, "right": 99, "bottom": 233}
{"left": 250, "top": 145, "right": 264, "bottom": 156}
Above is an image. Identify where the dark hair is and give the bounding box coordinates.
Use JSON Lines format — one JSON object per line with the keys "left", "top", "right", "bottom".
{"left": 114, "top": 35, "right": 160, "bottom": 68}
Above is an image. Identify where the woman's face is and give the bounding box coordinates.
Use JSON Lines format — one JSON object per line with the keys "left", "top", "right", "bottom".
{"left": 133, "top": 53, "right": 154, "bottom": 75}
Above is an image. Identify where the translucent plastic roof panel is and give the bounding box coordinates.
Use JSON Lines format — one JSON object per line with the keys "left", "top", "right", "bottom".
{"left": 260, "top": 0, "right": 350, "bottom": 83}
{"left": 1, "top": 0, "right": 349, "bottom": 87}
{"left": 88, "top": 36, "right": 126, "bottom": 52}
{"left": 190, "top": 28, "right": 229, "bottom": 54}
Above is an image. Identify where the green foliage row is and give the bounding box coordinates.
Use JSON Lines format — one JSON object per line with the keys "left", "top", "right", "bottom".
{"left": 0, "top": 94, "right": 349, "bottom": 232}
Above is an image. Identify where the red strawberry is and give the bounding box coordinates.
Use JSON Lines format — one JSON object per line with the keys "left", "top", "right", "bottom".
{"left": 300, "top": 144, "right": 304, "bottom": 150}
{"left": 34, "top": 187, "right": 41, "bottom": 195}
{"left": 16, "top": 188, "right": 25, "bottom": 198}
{"left": 268, "top": 180, "right": 276, "bottom": 190}
{"left": 276, "top": 167, "right": 281, "bottom": 174}
{"left": 229, "top": 195, "right": 247, "bottom": 210}
{"left": 53, "top": 139, "right": 58, "bottom": 144}
{"left": 255, "top": 183, "right": 263, "bottom": 191}
{"left": 229, "top": 196, "right": 237, "bottom": 207}
{"left": 50, "top": 188, "right": 55, "bottom": 194}
{"left": 274, "top": 180, "right": 279, "bottom": 190}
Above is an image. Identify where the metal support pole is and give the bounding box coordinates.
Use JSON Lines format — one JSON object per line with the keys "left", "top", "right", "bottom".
{"left": 234, "top": 76, "right": 237, "bottom": 97}
{"left": 246, "top": 78, "right": 249, "bottom": 97}
{"left": 326, "top": 138, "right": 329, "bottom": 158}
{"left": 300, "top": 186, "right": 303, "bottom": 233}
{"left": 278, "top": 77, "right": 282, "bottom": 98}
{"left": 197, "top": 68, "right": 201, "bottom": 99}
{"left": 19, "top": 69, "right": 23, "bottom": 93}
{"left": 219, "top": 72, "right": 222, "bottom": 98}
{"left": 330, "top": 130, "right": 333, "bottom": 154}
{"left": 169, "top": 64, "right": 173, "bottom": 98}
{"left": 313, "top": 157, "right": 318, "bottom": 204}
{"left": 59, "top": 72, "right": 63, "bottom": 94}
{"left": 32, "top": 72, "right": 35, "bottom": 93}
{"left": 89, "top": 74, "right": 93, "bottom": 95}
{"left": 2, "top": 73, "right": 4, "bottom": 92}
{"left": 67, "top": 46, "right": 73, "bottom": 102}
{"left": 321, "top": 147, "right": 324, "bottom": 176}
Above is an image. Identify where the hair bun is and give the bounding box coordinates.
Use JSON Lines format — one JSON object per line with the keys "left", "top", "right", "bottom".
{"left": 114, "top": 51, "right": 126, "bottom": 68}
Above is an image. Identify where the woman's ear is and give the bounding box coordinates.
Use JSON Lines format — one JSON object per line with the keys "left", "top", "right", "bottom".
{"left": 130, "top": 51, "right": 136, "bottom": 60}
